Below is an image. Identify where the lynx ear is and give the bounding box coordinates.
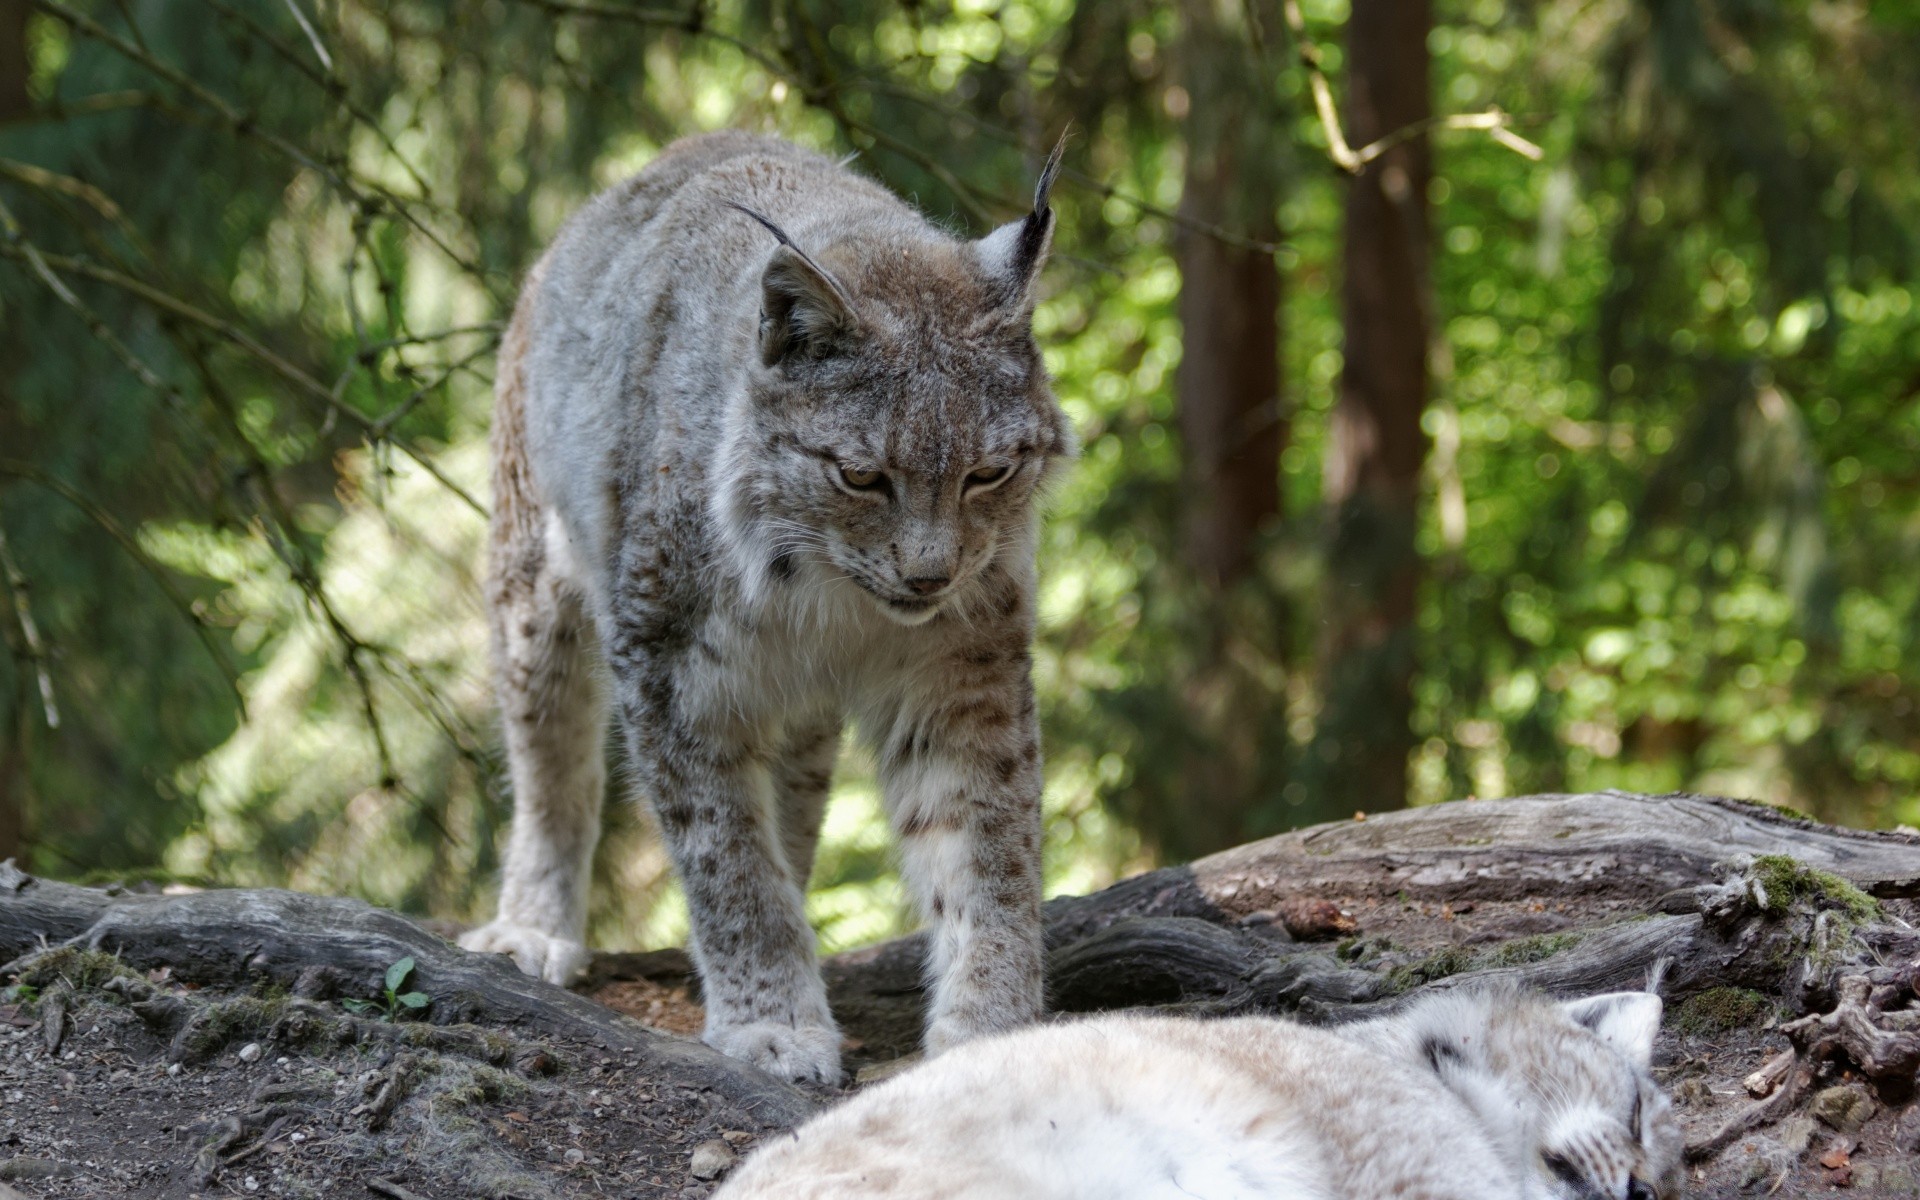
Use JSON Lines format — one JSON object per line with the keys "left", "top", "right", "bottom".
{"left": 1561, "top": 992, "right": 1663, "bottom": 1067}
{"left": 976, "top": 129, "right": 1067, "bottom": 312}
{"left": 728, "top": 202, "right": 856, "bottom": 366}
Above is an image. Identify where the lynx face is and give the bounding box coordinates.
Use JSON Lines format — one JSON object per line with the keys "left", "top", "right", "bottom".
{"left": 1408, "top": 988, "right": 1683, "bottom": 1200}
{"left": 730, "top": 223, "right": 1071, "bottom": 625}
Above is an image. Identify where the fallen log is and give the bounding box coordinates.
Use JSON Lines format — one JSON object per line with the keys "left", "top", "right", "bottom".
{"left": 12, "top": 791, "right": 1920, "bottom": 1199}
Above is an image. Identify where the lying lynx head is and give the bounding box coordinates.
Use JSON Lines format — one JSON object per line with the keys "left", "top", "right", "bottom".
{"left": 724, "top": 146, "right": 1074, "bottom": 625}
{"left": 1379, "top": 984, "right": 1683, "bottom": 1200}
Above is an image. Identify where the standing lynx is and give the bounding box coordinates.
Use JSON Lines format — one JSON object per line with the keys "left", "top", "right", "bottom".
{"left": 460, "top": 131, "right": 1073, "bottom": 1082}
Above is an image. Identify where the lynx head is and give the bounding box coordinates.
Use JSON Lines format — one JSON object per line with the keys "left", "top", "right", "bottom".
{"left": 723, "top": 143, "right": 1073, "bottom": 626}
{"left": 1386, "top": 984, "right": 1683, "bottom": 1200}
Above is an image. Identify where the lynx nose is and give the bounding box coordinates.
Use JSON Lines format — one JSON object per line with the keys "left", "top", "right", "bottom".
{"left": 903, "top": 574, "right": 951, "bottom": 597}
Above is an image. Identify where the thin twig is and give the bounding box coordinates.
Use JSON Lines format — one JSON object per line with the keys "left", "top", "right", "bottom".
{"left": 0, "top": 460, "right": 245, "bottom": 711}
{"left": 1278, "top": 0, "right": 1543, "bottom": 173}
{"left": 279, "top": 0, "right": 334, "bottom": 71}
{"left": 0, "top": 241, "right": 486, "bottom": 516}
{"left": 0, "top": 529, "right": 58, "bottom": 729}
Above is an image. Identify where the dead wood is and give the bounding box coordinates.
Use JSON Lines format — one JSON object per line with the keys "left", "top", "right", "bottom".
{"left": 13, "top": 790, "right": 1920, "bottom": 1197}
{"left": 0, "top": 867, "right": 813, "bottom": 1127}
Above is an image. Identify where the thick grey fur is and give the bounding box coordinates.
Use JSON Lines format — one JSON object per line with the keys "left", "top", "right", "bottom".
{"left": 461, "top": 131, "right": 1073, "bottom": 1083}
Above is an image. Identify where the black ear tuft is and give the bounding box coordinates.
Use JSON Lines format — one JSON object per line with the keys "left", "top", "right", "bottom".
{"left": 1013, "top": 127, "right": 1069, "bottom": 279}
{"left": 977, "top": 127, "right": 1070, "bottom": 311}
{"left": 728, "top": 202, "right": 857, "bottom": 365}
{"left": 1421, "top": 1035, "right": 1466, "bottom": 1074}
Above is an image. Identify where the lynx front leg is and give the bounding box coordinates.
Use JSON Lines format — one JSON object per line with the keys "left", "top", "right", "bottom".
{"left": 772, "top": 715, "right": 841, "bottom": 891}
{"left": 880, "top": 670, "right": 1045, "bottom": 1054}
{"left": 622, "top": 673, "right": 840, "bottom": 1083}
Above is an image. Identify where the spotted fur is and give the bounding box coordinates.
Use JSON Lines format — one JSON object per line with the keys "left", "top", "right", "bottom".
{"left": 461, "top": 132, "right": 1073, "bottom": 1082}
{"left": 715, "top": 985, "right": 1684, "bottom": 1199}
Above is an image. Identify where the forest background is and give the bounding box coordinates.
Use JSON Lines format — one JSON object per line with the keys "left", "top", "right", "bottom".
{"left": 1, "top": 0, "right": 1916, "bottom": 958}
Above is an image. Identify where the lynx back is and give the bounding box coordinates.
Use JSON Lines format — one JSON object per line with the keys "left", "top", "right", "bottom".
{"left": 716, "top": 985, "right": 1683, "bottom": 1200}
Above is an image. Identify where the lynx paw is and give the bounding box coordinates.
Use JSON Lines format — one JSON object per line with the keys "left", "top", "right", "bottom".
{"left": 459, "top": 920, "right": 590, "bottom": 986}
{"left": 704, "top": 1019, "right": 843, "bottom": 1084}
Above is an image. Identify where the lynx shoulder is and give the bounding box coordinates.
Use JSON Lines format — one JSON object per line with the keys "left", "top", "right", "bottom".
{"left": 717, "top": 985, "right": 1684, "bottom": 1200}
{"left": 461, "top": 131, "right": 1073, "bottom": 1082}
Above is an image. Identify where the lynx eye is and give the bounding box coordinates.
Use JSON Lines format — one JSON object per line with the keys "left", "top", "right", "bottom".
{"left": 966, "top": 462, "right": 1013, "bottom": 490}
{"left": 838, "top": 464, "right": 885, "bottom": 490}
{"left": 1542, "top": 1153, "right": 1582, "bottom": 1189}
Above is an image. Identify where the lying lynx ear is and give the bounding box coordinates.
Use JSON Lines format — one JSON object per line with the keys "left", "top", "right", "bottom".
{"left": 976, "top": 129, "right": 1067, "bottom": 312}
{"left": 728, "top": 202, "right": 856, "bottom": 366}
{"left": 1561, "top": 992, "right": 1663, "bottom": 1067}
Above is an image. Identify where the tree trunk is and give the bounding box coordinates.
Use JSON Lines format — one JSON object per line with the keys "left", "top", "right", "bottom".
{"left": 1158, "top": 0, "right": 1287, "bottom": 861}
{"left": 1312, "top": 0, "right": 1433, "bottom": 814}
{"left": 1173, "top": 4, "right": 1283, "bottom": 592}
{"left": 0, "top": 0, "right": 28, "bottom": 124}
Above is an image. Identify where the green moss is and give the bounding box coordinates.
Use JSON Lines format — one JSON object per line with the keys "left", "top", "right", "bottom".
{"left": 1672, "top": 987, "right": 1774, "bottom": 1036}
{"left": 12, "top": 947, "right": 139, "bottom": 992}
{"left": 1389, "top": 946, "right": 1477, "bottom": 990}
{"left": 1336, "top": 935, "right": 1397, "bottom": 964}
{"left": 1483, "top": 932, "right": 1583, "bottom": 967}
{"left": 1749, "top": 855, "right": 1879, "bottom": 922}
{"left": 172, "top": 993, "right": 294, "bottom": 1064}
{"left": 436, "top": 1063, "right": 528, "bottom": 1110}
{"left": 1389, "top": 931, "right": 1585, "bottom": 990}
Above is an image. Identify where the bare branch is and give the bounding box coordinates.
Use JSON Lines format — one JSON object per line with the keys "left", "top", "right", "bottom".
{"left": 0, "top": 528, "right": 57, "bottom": 730}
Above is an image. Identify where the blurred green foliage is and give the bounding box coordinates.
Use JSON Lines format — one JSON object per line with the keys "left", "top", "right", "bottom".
{"left": 1, "top": 0, "right": 1916, "bottom": 954}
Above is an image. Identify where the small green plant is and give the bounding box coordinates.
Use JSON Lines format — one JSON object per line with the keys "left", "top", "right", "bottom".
{"left": 343, "top": 957, "right": 430, "bottom": 1021}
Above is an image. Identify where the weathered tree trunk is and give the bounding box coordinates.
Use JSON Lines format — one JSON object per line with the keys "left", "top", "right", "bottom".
{"left": 1158, "top": 0, "right": 1289, "bottom": 861}
{"left": 1312, "top": 0, "right": 1433, "bottom": 815}
{"left": 10, "top": 794, "right": 1920, "bottom": 1197}
{"left": 1173, "top": 0, "right": 1283, "bottom": 594}
{"left": 0, "top": 0, "right": 28, "bottom": 125}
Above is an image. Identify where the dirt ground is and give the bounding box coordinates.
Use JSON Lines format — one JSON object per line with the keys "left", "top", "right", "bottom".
{"left": 6, "top": 892, "right": 1920, "bottom": 1197}
{"left": 0, "top": 955, "right": 817, "bottom": 1200}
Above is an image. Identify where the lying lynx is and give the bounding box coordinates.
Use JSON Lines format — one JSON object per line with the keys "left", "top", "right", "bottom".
{"left": 461, "top": 131, "right": 1072, "bottom": 1081}
{"left": 717, "top": 984, "right": 1683, "bottom": 1200}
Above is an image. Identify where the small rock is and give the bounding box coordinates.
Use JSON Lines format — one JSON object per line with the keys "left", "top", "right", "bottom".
{"left": 564, "top": 1148, "right": 585, "bottom": 1166}
{"left": 0, "top": 1158, "right": 78, "bottom": 1181}
{"left": 1776, "top": 1114, "right": 1819, "bottom": 1156}
{"left": 243, "top": 1174, "right": 260, "bottom": 1192}
{"left": 1812, "top": 1084, "right": 1878, "bottom": 1134}
{"left": 1895, "top": 1104, "right": 1920, "bottom": 1153}
{"left": 237, "top": 1043, "right": 263, "bottom": 1064}
{"left": 166, "top": 1062, "right": 182, "bottom": 1078}
{"left": 514, "top": 1049, "right": 557, "bottom": 1077}
{"left": 720, "top": 1130, "right": 755, "bottom": 1146}
{"left": 1879, "top": 1163, "right": 1917, "bottom": 1193}
{"left": 689, "top": 1139, "right": 737, "bottom": 1181}
{"left": 1670, "top": 1078, "right": 1712, "bottom": 1106}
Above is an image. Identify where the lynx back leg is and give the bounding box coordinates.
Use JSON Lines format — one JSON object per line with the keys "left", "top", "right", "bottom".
{"left": 462, "top": 509, "right": 607, "bottom": 985}
{"left": 463, "top": 289, "right": 608, "bottom": 986}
